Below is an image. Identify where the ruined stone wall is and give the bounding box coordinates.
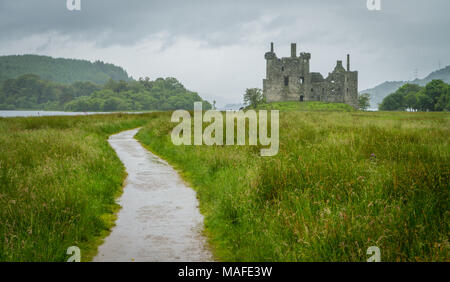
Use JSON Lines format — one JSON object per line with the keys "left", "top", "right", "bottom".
{"left": 264, "top": 44, "right": 311, "bottom": 102}
{"left": 344, "top": 71, "right": 358, "bottom": 108}
{"left": 263, "top": 43, "right": 358, "bottom": 107}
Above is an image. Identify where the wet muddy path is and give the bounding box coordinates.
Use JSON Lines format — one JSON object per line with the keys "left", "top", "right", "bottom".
{"left": 94, "top": 128, "right": 213, "bottom": 262}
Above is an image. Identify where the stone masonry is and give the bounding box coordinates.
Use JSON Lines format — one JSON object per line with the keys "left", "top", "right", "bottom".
{"left": 263, "top": 43, "right": 358, "bottom": 108}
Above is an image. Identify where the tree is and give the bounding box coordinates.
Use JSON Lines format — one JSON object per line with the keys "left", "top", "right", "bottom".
{"left": 358, "top": 93, "right": 371, "bottom": 111}
{"left": 72, "top": 81, "right": 101, "bottom": 97}
{"left": 396, "top": 83, "right": 423, "bottom": 96}
{"left": 416, "top": 91, "right": 434, "bottom": 111}
{"left": 404, "top": 92, "right": 418, "bottom": 111}
{"left": 379, "top": 83, "right": 423, "bottom": 111}
{"left": 102, "top": 97, "right": 127, "bottom": 111}
{"left": 434, "top": 86, "right": 450, "bottom": 111}
{"left": 244, "top": 88, "right": 264, "bottom": 108}
{"left": 0, "top": 74, "right": 215, "bottom": 112}
{"left": 379, "top": 92, "right": 405, "bottom": 111}
{"left": 423, "top": 79, "right": 446, "bottom": 111}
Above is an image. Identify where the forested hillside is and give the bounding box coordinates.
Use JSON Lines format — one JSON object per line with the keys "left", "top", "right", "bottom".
{"left": 0, "top": 75, "right": 211, "bottom": 111}
{"left": 0, "top": 55, "right": 131, "bottom": 84}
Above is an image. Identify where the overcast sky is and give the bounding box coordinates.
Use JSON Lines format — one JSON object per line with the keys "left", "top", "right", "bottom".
{"left": 0, "top": 0, "right": 449, "bottom": 106}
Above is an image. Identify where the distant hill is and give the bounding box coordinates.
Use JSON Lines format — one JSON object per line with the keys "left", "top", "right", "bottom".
{"left": 0, "top": 55, "right": 132, "bottom": 85}
{"left": 361, "top": 65, "right": 450, "bottom": 108}
{"left": 221, "top": 103, "right": 245, "bottom": 110}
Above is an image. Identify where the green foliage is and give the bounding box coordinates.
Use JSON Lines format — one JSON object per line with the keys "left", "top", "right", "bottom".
{"left": 379, "top": 92, "right": 407, "bottom": 111}
{"left": 379, "top": 81, "right": 450, "bottom": 111}
{"left": 358, "top": 93, "right": 371, "bottom": 111}
{"left": 243, "top": 88, "right": 264, "bottom": 108}
{"left": 136, "top": 111, "right": 449, "bottom": 261}
{"left": 362, "top": 65, "right": 450, "bottom": 107}
{"left": 1, "top": 110, "right": 448, "bottom": 261}
{"left": 435, "top": 87, "right": 450, "bottom": 111}
{"left": 0, "top": 113, "right": 154, "bottom": 261}
{"left": 0, "top": 55, "right": 131, "bottom": 85}
{"left": 0, "top": 75, "right": 211, "bottom": 111}
{"left": 255, "top": 101, "right": 355, "bottom": 112}
{"left": 65, "top": 77, "right": 211, "bottom": 111}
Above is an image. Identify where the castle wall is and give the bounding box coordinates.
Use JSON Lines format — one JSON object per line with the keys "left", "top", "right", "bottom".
{"left": 344, "top": 71, "right": 358, "bottom": 108}
{"left": 263, "top": 43, "right": 358, "bottom": 107}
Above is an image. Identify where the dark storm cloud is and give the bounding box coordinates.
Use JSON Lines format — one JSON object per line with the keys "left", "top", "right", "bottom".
{"left": 0, "top": 1, "right": 375, "bottom": 46}
{"left": 0, "top": 0, "right": 267, "bottom": 46}
{"left": 1, "top": 0, "right": 449, "bottom": 49}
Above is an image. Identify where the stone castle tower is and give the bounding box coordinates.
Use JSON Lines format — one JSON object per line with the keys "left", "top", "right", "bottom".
{"left": 263, "top": 43, "right": 358, "bottom": 108}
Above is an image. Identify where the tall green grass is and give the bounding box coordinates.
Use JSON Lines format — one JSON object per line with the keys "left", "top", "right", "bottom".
{"left": 136, "top": 110, "right": 449, "bottom": 261}
{"left": 255, "top": 101, "right": 355, "bottom": 112}
{"left": 1, "top": 108, "right": 448, "bottom": 262}
{"left": 0, "top": 113, "right": 154, "bottom": 261}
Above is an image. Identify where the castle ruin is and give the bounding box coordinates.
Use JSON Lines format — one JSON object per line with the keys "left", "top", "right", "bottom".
{"left": 263, "top": 43, "right": 358, "bottom": 107}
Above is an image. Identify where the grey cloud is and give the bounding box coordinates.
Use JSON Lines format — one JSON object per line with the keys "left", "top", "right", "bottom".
{"left": 1, "top": 0, "right": 449, "bottom": 50}
{"left": 1, "top": 0, "right": 265, "bottom": 46}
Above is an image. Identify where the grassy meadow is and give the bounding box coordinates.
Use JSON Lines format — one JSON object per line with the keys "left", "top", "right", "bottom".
{"left": 255, "top": 101, "right": 356, "bottom": 112}
{"left": 0, "top": 102, "right": 448, "bottom": 262}
{"left": 136, "top": 104, "right": 449, "bottom": 261}
{"left": 0, "top": 113, "right": 155, "bottom": 261}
